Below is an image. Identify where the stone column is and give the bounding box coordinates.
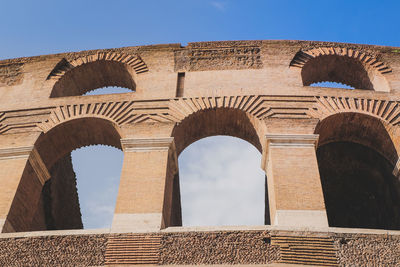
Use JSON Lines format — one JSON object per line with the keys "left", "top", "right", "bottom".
{"left": 111, "top": 137, "right": 181, "bottom": 232}
{"left": 262, "top": 134, "right": 328, "bottom": 228}
{"left": 0, "top": 146, "right": 50, "bottom": 232}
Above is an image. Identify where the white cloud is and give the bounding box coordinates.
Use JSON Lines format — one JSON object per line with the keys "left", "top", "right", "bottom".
{"left": 210, "top": 1, "right": 227, "bottom": 11}
{"left": 179, "top": 136, "right": 265, "bottom": 226}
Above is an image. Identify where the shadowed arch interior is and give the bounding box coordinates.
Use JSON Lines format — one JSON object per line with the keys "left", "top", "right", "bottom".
{"left": 35, "top": 117, "right": 122, "bottom": 168}
{"left": 50, "top": 60, "right": 136, "bottom": 97}
{"left": 5, "top": 118, "right": 122, "bottom": 232}
{"left": 302, "top": 55, "right": 376, "bottom": 90}
{"left": 315, "top": 112, "right": 400, "bottom": 230}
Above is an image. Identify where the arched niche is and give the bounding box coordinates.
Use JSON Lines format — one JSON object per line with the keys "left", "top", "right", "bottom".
{"left": 50, "top": 60, "right": 136, "bottom": 97}
{"left": 302, "top": 55, "right": 374, "bottom": 89}
{"left": 6, "top": 117, "right": 122, "bottom": 232}
{"left": 290, "top": 48, "right": 392, "bottom": 92}
{"left": 315, "top": 112, "right": 400, "bottom": 230}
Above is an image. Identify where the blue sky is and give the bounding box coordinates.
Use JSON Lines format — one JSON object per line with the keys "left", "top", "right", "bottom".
{"left": 1, "top": 0, "right": 399, "bottom": 229}
{"left": 1, "top": 0, "right": 400, "bottom": 60}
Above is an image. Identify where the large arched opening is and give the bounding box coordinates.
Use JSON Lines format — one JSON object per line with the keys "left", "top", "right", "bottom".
{"left": 315, "top": 112, "right": 400, "bottom": 229}
{"left": 5, "top": 117, "right": 123, "bottom": 232}
{"left": 172, "top": 108, "right": 269, "bottom": 226}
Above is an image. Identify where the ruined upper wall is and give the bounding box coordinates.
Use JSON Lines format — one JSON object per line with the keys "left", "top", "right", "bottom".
{"left": 0, "top": 40, "right": 399, "bottom": 111}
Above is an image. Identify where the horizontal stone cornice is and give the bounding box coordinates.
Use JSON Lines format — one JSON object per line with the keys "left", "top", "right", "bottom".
{"left": 121, "top": 137, "right": 175, "bottom": 152}
{"left": 265, "top": 134, "right": 319, "bottom": 148}
{"left": 0, "top": 146, "right": 33, "bottom": 160}
{"left": 262, "top": 134, "right": 319, "bottom": 170}
{"left": 2, "top": 94, "right": 400, "bottom": 135}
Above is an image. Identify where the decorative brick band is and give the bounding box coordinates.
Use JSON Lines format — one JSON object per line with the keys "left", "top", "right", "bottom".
{"left": 105, "top": 234, "right": 161, "bottom": 265}
{"left": 271, "top": 234, "right": 338, "bottom": 266}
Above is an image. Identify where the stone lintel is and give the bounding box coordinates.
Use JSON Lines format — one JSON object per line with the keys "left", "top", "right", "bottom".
{"left": 0, "top": 219, "right": 5, "bottom": 232}
{"left": 0, "top": 145, "right": 50, "bottom": 185}
{"left": 121, "top": 137, "right": 178, "bottom": 173}
{"left": 1, "top": 219, "right": 15, "bottom": 233}
{"left": 393, "top": 158, "right": 400, "bottom": 179}
{"left": 0, "top": 146, "right": 33, "bottom": 160}
{"left": 28, "top": 148, "right": 51, "bottom": 185}
{"left": 274, "top": 210, "right": 329, "bottom": 228}
{"left": 265, "top": 134, "right": 319, "bottom": 148}
{"left": 120, "top": 137, "right": 175, "bottom": 152}
{"left": 262, "top": 134, "right": 319, "bottom": 170}
{"left": 111, "top": 213, "right": 163, "bottom": 233}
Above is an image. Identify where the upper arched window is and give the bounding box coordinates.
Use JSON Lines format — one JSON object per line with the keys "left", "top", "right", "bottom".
{"left": 290, "top": 47, "right": 392, "bottom": 92}
{"left": 47, "top": 53, "right": 148, "bottom": 97}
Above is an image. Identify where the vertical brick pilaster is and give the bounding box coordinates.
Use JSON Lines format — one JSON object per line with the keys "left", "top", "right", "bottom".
{"left": 112, "top": 137, "right": 180, "bottom": 232}
{"left": 262, "top": 134, "right": 328, "bottom": 228}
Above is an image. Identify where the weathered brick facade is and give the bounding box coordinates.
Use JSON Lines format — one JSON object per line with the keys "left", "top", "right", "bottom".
{"left": 0, "top": 40, "right": 400, "bottom": 265}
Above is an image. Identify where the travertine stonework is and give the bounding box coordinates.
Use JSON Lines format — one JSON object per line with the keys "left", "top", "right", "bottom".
{"left": 160, "top": 231, "right": 279, "bottom": 265}
{"left": 0, "top": 229, "right": 398, "bottom": 266}
{"left": 1, "top": 40, "right": 400, "bottom": 265}
{"left": 0, "top": 234, "right": 107, "bottom": 266}
{"left": 334, "top": 233, "right": 400, "bottom": 266}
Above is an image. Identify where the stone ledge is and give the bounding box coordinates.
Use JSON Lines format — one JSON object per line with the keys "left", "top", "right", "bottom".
{"left": 2, "top": 225, "right": 400, "bottom": 239}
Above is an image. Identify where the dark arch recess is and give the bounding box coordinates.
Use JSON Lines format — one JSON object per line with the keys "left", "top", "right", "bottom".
{"left": 315, "top": 112, "right": 397, "bottom": 164}
{"left": 5, "top": 118, "right": 122, "bottom": 232}
{"left": 172, "top": 108, "right": 263, "bottom": 156}
{"left": 50, "top": 60, "right": 136, "bottom": 97}
{"left": 315, "top": 112, "right": 400, "bottom": 230}
{"left": 302, "top": 55, "right": 374, "bottom": 90}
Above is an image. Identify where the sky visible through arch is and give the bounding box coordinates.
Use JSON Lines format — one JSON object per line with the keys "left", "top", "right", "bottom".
{"left": 1, "top": 0, "right": 399, "bottom": 229}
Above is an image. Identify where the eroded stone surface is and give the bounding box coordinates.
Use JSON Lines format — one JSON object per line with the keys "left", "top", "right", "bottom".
{"left": 160, "top": 231, "right": 279, "bottom": 265}
{"left": 0, "top": 234, "right": 107, "bottom": 266}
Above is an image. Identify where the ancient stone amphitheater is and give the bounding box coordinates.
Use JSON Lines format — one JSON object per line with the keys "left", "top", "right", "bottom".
{"left": 0, "top": 40, "right": 399, "bottom": 266}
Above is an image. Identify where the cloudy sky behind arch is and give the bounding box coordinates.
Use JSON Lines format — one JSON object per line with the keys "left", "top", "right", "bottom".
{"left": 1, "top": 0, "right": 399, "bottom": 229}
